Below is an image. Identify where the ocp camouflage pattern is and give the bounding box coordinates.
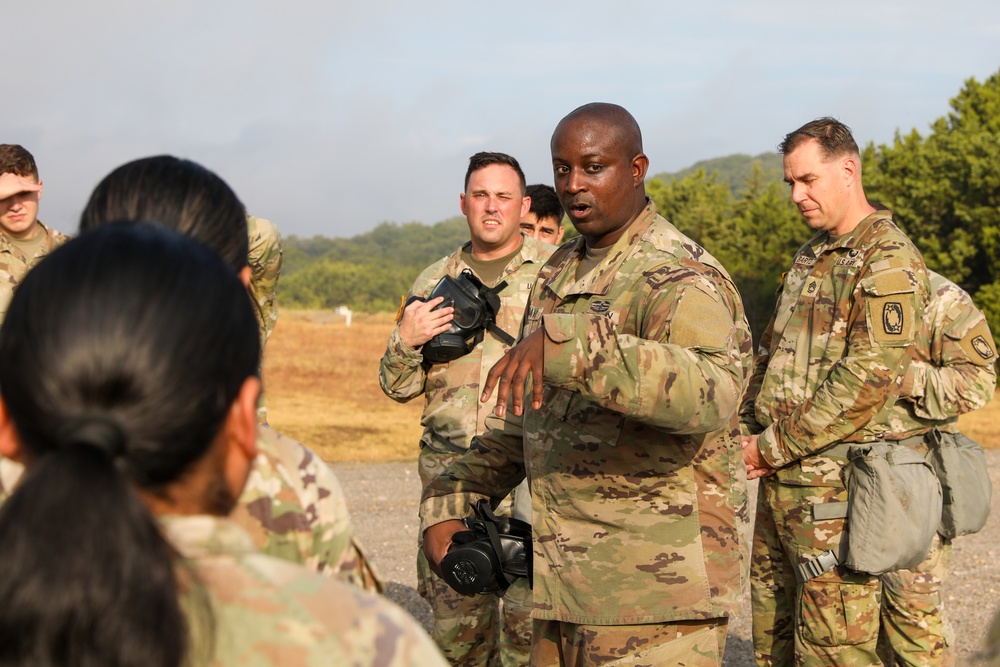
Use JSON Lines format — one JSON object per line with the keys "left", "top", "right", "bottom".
{"left": 740, "top": 210, "right": 931, "bottom": 481}
{"left": 874, "top": 269, "right": 997, "bottom": 436}
{"left": 247, "top": 215, "right": 283, "bottom": 351}
{"left": 0, "top": 220, "right": 68, "bottom": 322}
{"left": 162, "top": 514, "right": 446, "bottom": 666}
{"left": 421, "top": 200, "right": 753, "bottom": 625}
{"left": 740, "top": 210, "right": 932, "bottom": 666}
{"left": 224, "top": 425, "right": 382, "bottom": 592}
{"left": 380, "top": 234, "right": 552, "bottom": 666}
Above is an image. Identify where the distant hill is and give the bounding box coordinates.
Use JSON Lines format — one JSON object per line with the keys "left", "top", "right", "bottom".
{"left": 279, "top": 152, "right": 785, "bottom": 310}
{"left": 651, "top": 152, "right": 783, "bottom": 194}
{"left": 284, "top": 216, "right": 469, "bottom": 278}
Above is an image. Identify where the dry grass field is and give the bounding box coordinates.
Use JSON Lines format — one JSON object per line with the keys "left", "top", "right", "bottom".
{"left": 263, "top": 310, "right": 424, "bottom": 462}
{"left": 264, "top": 309, "right": 1000, "bottom": 462}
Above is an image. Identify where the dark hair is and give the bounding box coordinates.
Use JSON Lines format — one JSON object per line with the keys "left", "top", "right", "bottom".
{"left": 0, "top": 223, "right": 260, "bottom": 667}
{"left": 80, "top": 156, "right": 248, "bottom": 271}
{"left": 778, "top": 117, "right": 860, "bottom": 160}
{"left": 464, "top": 151, "right": 526, "bottom": 195}
{"left": 0, "top": 144, "right": 39, "bottom": 179}
{"left": 525, "top": 183, "right": 564, "bottom": 223}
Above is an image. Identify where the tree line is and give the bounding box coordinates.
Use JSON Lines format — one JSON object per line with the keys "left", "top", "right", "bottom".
{"left": 282, "top": 68, "right": 1000, "bottom": 344}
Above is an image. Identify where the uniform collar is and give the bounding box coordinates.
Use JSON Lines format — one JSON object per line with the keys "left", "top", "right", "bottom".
{"left": 548, "top": 198, "right": 657, "bottom": 298}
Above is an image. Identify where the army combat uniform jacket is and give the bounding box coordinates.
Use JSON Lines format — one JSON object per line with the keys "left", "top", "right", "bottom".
{"left": 162, "top": 515, "right": 446, "bottom": 666}
{"left": 0, "top": 220, "right": 68, "bottom": 322}
{"left": 379, "top": 234, "right": 553, "bottom": 486}
{"left": 874, "top": 270, "right": 996, "bottom": 438}
{"left": 421, "top": 201, "right": 753, "bottom": 625}
{"left": 740, "top": 210, "right": 930, "bottom": 485}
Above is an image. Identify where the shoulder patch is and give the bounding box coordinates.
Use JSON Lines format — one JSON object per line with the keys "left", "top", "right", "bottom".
{"left": 960, "top": 320, "right": 997, "bottom": 366}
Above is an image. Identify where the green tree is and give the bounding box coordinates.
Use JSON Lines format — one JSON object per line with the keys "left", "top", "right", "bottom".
{"left": 865, "top": 68, "right": 1000, "bottom": 338}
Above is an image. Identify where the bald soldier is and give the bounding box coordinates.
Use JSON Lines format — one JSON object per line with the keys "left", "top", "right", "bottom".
{"left": 421, "top": 103, "right": 752, "bottom": 666}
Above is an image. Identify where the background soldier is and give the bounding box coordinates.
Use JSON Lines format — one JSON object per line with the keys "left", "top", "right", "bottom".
{"left": 247, "top": 214, "right": 284, "bottom": 425}
{"left": 422, "top": 103, "right": 752, "bottom": 666}
{"left": 873, "top": 269, "right": 996, "bottom": 666}
{"left": 379, "top": 152, "right": 553, "bottom": 666}
{"left": 740, "top": 118, "right": 931, "bottom": 666}
{"left": 519, "top": 183, "right": 565, "bottom": 245}
{"left": 0, "top": 144, "right": 68, "bottom": 322}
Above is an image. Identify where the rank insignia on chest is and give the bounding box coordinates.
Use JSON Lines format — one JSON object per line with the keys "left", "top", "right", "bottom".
{"left": 972, "top": 335, "right": 996, "bottom": 360}
{"left": 802, "top": 279, "right": 819, "bottom": 296}
{"left": 590, "top": 300, "right": 612, "bottom": 314}
{"left": 882, "top": 302, "right": 904, "bottom": 335}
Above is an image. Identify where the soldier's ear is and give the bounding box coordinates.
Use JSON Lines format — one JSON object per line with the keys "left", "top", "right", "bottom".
{"left": 238, "top": 266, "right": 252, "bottom": 288}
{"left": 220, "top": 376, "right": 260, "bottom": 500}
{"left": 0, "top": 398, "right": 23, "bottom": 463}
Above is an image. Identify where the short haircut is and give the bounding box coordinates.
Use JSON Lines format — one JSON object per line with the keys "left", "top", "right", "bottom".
{"left": 778, "top": 117, "right": 860, "bottom": 160}
{"left": 0, "top": 144, "right": 39, "bottom": 179}
{"left": 464, "top": 152, "right": 526, "bottom": 195}
{"left": 525, "top": 184, "right": 563, "bottom": 223}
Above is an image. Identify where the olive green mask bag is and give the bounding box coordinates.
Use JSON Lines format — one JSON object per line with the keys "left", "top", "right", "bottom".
{"left": 840, "top": 442, "right": 943, "bottom": 574}
{"left": 925, "top": 429, "right": 992, "bottom": 539}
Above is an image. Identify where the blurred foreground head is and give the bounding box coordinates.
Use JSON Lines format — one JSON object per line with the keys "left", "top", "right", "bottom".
{"left": 0, "top": 223, "right": 260, "bottom": 667}
{"left": 80, "top": 155, "right": 249, "bottom": 271}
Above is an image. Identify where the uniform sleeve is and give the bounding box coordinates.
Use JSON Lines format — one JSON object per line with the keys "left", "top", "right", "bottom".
{"left": 906, "top": 294, "right": 997, "bottom": 420}
{"left": 419, "top": 412, "right": 527, "bottom": 529}
{"left": 378, "top": 326, "right": 428, "bottom": 402}
{"left": 758, "top": 258, "right": 929, "bottom": 468}
{"left": 739, "top": 316, "right": 775, "bottom": 437}
{"left": 234, "top": 428, "right": 383, "bottom": 591}
{"left": 246, "top": 216, "right": 284, "bottom": 348}
{"left": 541, "top": 275, "right": 745, "bottom": 435}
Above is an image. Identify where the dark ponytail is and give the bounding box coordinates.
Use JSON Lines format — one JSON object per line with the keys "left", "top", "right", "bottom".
{"left": 0, "top": 223, "right": 260, "bottom": 667}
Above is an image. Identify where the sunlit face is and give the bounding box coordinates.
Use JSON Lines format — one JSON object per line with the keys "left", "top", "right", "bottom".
{"left": 783, "top": 139, "right": 854, "bottom": 236}
{"left": 551, "top": 116, "right": 647, "bottom": 248}
{"left": 0, "top": 176, "right": 43, "bottom": 239}
{"left": 460, "top": 163, "right": 529, "bottom": 260}
{"left": 519, "top": 212, "right": 565, "bottom": 245}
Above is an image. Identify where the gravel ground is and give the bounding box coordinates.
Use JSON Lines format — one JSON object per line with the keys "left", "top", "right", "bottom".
{"left": 332, "top": 449, "right": 1000, "bottom": 665}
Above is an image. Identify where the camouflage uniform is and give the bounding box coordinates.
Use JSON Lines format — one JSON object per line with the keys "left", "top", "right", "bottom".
{"left": 420, "top": 201, "right": 752, "bottom": 664}
{"left": 873, "top": 270, "right": 996, "bottom": 667}
{"left": 0, "top": 425, "right": 382, "bottom": 593}
{"left": 0, "top": 220, "right": 68, "bottom": 322}
{"left": 379, "top": 234, "right": 553, "bottom": 667}
{"left": 247, "top": 215, "right": 283, "bottom": 425}
{"left": 739, "top": 210, "right": 931, "bottom": 667}
{"left": 231, "top": 425, "right": 382, "bottom": 591}
{"left": 161, "top": 514, "right": 447, "bottom": 666}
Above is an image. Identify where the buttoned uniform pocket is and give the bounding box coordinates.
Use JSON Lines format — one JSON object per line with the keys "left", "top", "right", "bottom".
{"left": 860, "top": 268, "right": 918, "bottom": 347}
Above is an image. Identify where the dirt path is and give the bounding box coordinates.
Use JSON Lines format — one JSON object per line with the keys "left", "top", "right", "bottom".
{"left": 332, "top": 450, "right": 1000, "bottom": 665}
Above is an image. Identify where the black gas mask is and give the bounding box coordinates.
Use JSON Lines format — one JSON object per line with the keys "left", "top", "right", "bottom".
{"left": 408, "top": 270, "right": 514, "bottom": 364}
{"left": 440, "top": 499, "right": 532, "bottom": 596}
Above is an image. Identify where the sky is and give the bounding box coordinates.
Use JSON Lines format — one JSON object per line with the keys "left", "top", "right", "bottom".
{"left": 6, "top": 1, "right": 1000, "bottom": 239}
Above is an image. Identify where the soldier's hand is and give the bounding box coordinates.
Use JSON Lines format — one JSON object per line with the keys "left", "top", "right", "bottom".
{"left": 482, "top": 328, "right": 544, "bottom": 417}
{"left": 422, "top": 519, "right": 466, "bottom": 575}
{"left": 0, "top": 172, "right": 41, "bottom": 200}
{"left": 398, "top": 296, "right": 454, "bottom": 349}
{"left": 742, "top": 435, "right": 777, "bottom": 480}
